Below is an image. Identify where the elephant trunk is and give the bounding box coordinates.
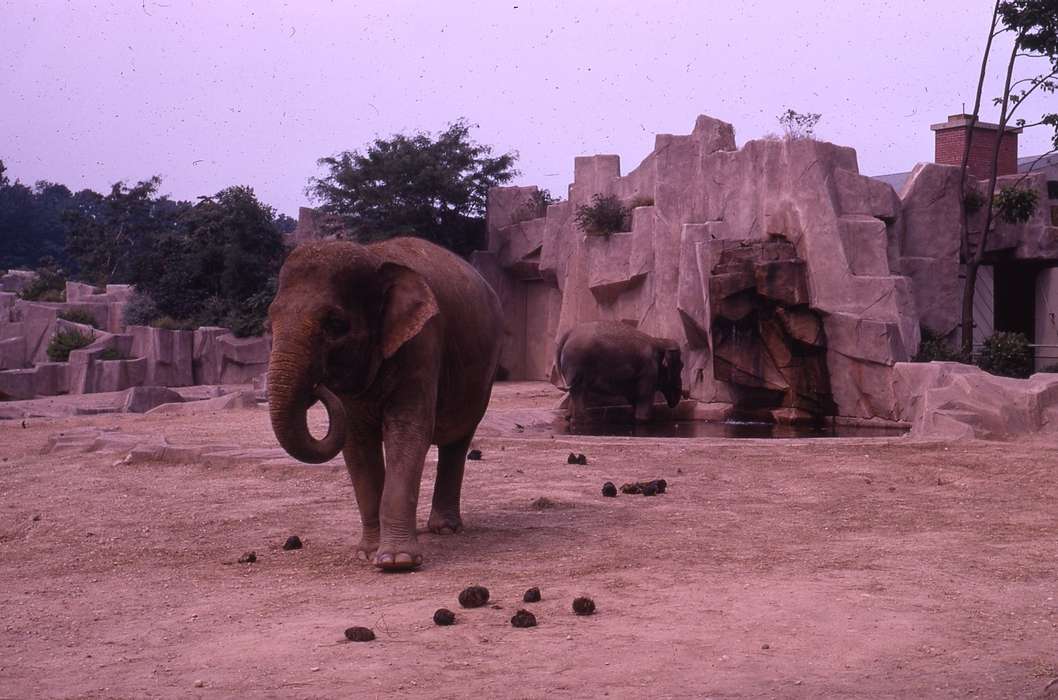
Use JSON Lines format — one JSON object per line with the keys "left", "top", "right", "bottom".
{"left": 268, "top": 334, "right": 347, "bottom": 464}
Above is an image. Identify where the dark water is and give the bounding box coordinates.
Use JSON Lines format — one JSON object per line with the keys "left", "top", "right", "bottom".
{"left": 557, "top": 420, "right": 908, "bottom": 439}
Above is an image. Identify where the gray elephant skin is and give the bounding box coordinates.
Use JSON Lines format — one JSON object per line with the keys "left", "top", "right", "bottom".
{"left": 556, "top": 321, "right": 683, "bottom": 423}
{"left": 267, "top": 237, "right": 503, "bottom": 570}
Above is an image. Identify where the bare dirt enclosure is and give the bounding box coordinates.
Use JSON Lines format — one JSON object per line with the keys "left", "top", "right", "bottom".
{"left": 1, "top": 382, "right": 1057, "bottom": 699}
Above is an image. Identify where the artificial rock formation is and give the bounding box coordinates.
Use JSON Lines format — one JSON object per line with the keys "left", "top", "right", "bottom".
{"left": 476, "top": 115, "right": 919, "bottom": 421}
{"left": 892, "top": 361, "right": 1058, "bottom": 440}
{"left": 0, "top": 280, "right": 271, "bottom": 400}
{"left": 709, "top": 239, "right": 833, "bottom": 418}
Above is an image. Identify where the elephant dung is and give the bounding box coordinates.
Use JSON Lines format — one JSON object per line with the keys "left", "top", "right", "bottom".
{"left": 343, "top": 626, "right": 376, "bottom": 642}
{"left": 523, "top": 587, "right": 542, "bottom": 603}
{"left": 433, "top": 608, "right": 456, "bottom": 626}
{"left": 458, "top": 585, "right": 490, "bottom": 608}
{"left": 510, "top": 609, "right": 537, "bottom": 628}
{"left": 572, "top": 597, "right": 596, "bottom": 616}
{"left": 282, "top": 535, "right": 303, "bottom": 551}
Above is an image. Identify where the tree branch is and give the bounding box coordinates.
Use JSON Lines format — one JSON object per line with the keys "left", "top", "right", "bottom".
{"left": 1011, "top": 147, "right": 1058, "bottom": 189}
{"left": 1006, "top": 68, "right": 1058, "bottom": 121}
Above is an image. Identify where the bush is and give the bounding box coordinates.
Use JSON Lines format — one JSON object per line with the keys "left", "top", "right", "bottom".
{"left": 150, "top": 316, "right": 195, "bottom": 331}
{"left": 994, "top": 186, "right": 1038, "bottom": 224}
{"left": 58, "top": 308, "right": 100, "bottom": 328}
{"left": 913, "top": 328, "right": 968, "bottom": 363}
{"left": 47, "top": 328, "right": 95, "bottom": 362}
{"left": 98, "top": 347, "right": 123, "bottom": 361}
{"left": 122, "top": 290, "right": 160, "bottom": 327}
{"left": 519, "top": 189, "right": 556, "bottom": 221}
{"left": 976, "top": 331, "right": 1033, "bottom": 378}
{"left": 574, "top": 194, "right": 630, "bottom": 236}
{"left": 963, "top": 189, "right": 985, "bottom": 214}
{"left": 19, "top": 267, "right": 66, "bottom": 302}
{"left": 222, "top": 279, "right": 277, "bottom": 337}
{"left": 779, "top": 109, "right": 822, "bottom": 140}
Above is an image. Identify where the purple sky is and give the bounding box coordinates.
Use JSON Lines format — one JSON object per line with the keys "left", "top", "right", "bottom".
{"left": 2, "top": 1, "right": 1053, "bottom": 217}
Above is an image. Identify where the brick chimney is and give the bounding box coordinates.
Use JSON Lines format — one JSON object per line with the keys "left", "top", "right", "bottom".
{"left": 931, "top": 114, "right": 1021, "bottom": 179}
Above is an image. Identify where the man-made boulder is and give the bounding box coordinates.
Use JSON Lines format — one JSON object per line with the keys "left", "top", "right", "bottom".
{"left": 192, "top": 328, "right": 270, "bottom": 385}
{"left": 123, "top": 386, "right": 185, "bottom": 414}
{"left": 892, "top": 362, "right": 1058, "bottom": 440}
{"left": 144, "top": 390, "right": 258, "bottom": 416}
{"left": 129, "top": 326, "right": 194, "bottom": 387}
{"left": 0, "top": 362, "right": 69, "bottom": 400}
{"left": 0, "top": 270, "right": 37, "bottom": 294}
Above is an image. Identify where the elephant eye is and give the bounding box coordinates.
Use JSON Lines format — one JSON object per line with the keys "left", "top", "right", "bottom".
{"left": 322, "top": 314, "right": 350, "bottom": 337}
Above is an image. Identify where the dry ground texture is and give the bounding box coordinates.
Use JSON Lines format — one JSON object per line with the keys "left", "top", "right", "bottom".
{"left": 1, "top": 382, "right": 1057, "bottom": 699}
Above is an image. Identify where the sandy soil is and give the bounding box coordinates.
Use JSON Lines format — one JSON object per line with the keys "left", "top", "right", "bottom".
{"left": 1, "top": 382, "right": 1057, "bottom": 699}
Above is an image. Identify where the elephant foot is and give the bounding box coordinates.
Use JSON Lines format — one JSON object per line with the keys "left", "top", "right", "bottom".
{"left": 354, "top": 530, "right": 379, "bottom": 563}
{"left": 427, "top": 510, "right": 463, "bottom": 535}
{"left": 373, "top": 539, "right": 423, "bottom": 570}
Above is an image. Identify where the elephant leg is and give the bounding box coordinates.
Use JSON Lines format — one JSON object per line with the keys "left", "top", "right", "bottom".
{"left": 341, "top": 418, "right": 385, "bottom": 562}
{"left": 374, "top": 417, "right": 433, "bottom": 570}
{"left": 633, "top": 374, "right": 657, "bottom": 423}
{"left": 428, "top": 434, "right": 472, "bottom": 535}
{"left": 570, "top": 390, "right": 589, "bottom": 426}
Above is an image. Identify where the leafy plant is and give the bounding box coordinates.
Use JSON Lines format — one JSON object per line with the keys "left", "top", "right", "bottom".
{"left": 46, "top": 328, "right": 94, "bottom": 362}
{"left": 520, "top": 189, "right": 556, "bottom": 221}
{"left": 98, "top": 347, "right": 123, "bottom": 361}
{"left": 913, "top": 328, "right": 969, "bottom": 363}
{"left": 778, "top": 109, "right": 822, "bottom": 139}
{"left": 58, "top": 308, "right": 100, "bottom": 328}
{"left": 963, "top": 189, "right": 986, "bottom": 214}
{"left": 18, "top": 266, "right": 66, "bottom": 302}
{"left": 574, "top": 194, "right": 630, "bottom": 236}
{"left": 150, "top": 316, "right": 195, "bottom": 331}
{"left": 976, "top": 331, "right": 1033, "bottom": 378}
{"left": 994, "top": 186, "right": 1039, "bottom": 224}
{"left": 122, "top": 290, "right": 160, "bottom": 327}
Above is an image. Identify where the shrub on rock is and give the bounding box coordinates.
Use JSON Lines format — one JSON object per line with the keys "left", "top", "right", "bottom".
{"left": 46, "top": 328, "right": 94, "bottom": 362}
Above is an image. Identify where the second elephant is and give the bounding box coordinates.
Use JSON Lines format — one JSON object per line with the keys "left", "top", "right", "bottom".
{"left": 556, "top": 321, "right": 683, "bottom": 423}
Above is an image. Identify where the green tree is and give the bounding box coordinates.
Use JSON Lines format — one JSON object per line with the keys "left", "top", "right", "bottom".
{"left": 308, "top": 120, "right": 518, "bottom": 257}
{"left": 0, "top": 168, "right": 78, "bottom": 271}
{"left": 958, "top": 0, "right": 1058, "bottom": 357}
{"left": 63, "top": 177, "right": 189, "bottom": 285}
{"left": 131, "top": 186, "right": 288, "bottom": 336}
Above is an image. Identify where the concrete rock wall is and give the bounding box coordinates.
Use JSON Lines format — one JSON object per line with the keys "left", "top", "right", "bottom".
{"left": 0, "top": 275, "right": 271, "bottom": 399}
{"left": 477, "top": 115, "right": 920, "bottom": 421}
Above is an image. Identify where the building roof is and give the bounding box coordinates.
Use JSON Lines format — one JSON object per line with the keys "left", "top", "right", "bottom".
{"left": 871, "top": 153, "right": 1058, "bottom": 194}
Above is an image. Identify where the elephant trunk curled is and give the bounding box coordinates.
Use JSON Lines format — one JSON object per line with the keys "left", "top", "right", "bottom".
{"left": 268, "top": 330, "right": 347, "bottom": 464}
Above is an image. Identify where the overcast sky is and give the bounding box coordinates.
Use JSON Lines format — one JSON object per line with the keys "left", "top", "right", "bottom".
{"left": 2, "top": 1, "right": 1053, "bottom": 217}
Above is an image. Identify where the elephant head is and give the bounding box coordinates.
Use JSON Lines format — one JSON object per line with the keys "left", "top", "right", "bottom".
{"left": 655, "top": 342, "right": 684, "bottom": 409}
{"left": 266, "top": 241, "right": 439, "bottom": 464}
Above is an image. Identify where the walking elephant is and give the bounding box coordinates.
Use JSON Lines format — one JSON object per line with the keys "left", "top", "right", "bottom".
{"left": 266, "top": 237, "right": 504, "bottom": 570}
{"left": 556, "top": 321, "right": 683, "bottom": 423}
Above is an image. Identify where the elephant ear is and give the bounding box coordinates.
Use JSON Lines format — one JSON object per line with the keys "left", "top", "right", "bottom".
{"left": 379, "top": 262, "right": 440, "bottom": 359}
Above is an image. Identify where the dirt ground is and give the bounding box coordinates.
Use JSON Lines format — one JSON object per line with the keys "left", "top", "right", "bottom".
{"left": 1, "top": 381, "right": 1057, "bottom": 699}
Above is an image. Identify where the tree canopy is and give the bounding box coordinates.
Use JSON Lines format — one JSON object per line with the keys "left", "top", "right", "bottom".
{"left": 308, "top": 120, "right": 518, "bottom": 257}
{"left": 130, "top": 185, "right": 287, "bottom": 335}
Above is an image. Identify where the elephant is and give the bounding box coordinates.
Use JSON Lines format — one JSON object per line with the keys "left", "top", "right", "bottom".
{"left": 556, "top": 321, "right": 683, "bottom": 423}
{"left": 266, "top": 237, "right": 504, "bottom": 570}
